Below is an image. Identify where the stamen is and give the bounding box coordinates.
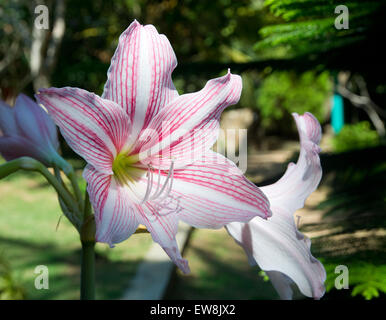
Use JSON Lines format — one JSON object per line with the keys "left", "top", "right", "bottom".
{"left": 140, "top": 160, "right": 175, "bottom": 204}
{"left": 150, "top": 161, "right": 174, "bottom": 200}
{"left": 140, "top": 166, "right": 153, "bottom": 204}
{"left": 156, "top": 162, "right": 175, "bottom": 202}
{"left": 151, "top": 166, "right": 162, "bottom": 198}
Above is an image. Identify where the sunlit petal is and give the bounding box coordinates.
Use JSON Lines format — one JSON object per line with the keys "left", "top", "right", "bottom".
{"left": 226, "top": 112, "right": 326, "bottom": 299}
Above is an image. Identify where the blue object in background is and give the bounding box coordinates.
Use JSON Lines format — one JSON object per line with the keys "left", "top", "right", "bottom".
{"left": 331, "top": 93, "right": 344, "bottom": 134}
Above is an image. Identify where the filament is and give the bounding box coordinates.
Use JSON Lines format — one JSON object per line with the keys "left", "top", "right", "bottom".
{"left": 141, "top": 161, "right": 174, "bottom": 204}
{"left": 150, "top": 161, "right": 174, "bottom": 200}
{"left": 140, "top": 166, "right": 153, "bottom": 204}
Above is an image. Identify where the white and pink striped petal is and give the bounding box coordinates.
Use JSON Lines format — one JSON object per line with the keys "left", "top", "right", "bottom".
{"left": 83, "top": 165, "right": 140, "bottom": 245}
{"left": 36, "top": 87, "right": 131, "bottom": 174}
{"left": 150, "top": 151, "right": 271, "bottom": 229}
{"left": 226, "top": 112, "right": 326, "bottom": 299}
{"left": 102, "top": 20, "right": 178, "bottom": 145}
{"left": 84, "top": 164, "right": 189, "bottom": 273}
{"left": 132, "top": 70, "right": 242, "bottom": 169}
{"left": 136, "top": 202, "right": 190, "bottom": 274}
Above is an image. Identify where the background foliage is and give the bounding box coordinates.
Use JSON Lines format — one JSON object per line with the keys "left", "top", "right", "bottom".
{"left": 332, "top": 121, "right": 380, "bottom": 153}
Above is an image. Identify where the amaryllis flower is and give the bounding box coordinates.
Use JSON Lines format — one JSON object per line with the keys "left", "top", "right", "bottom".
{"left": 226, "top": 112, "right": 326, "bottom": 299}
{"left": 36, "top": 20, "right": 271, "bottom": 273}
{"left": 0, "top": 94, "right": 59, "bottom": 166}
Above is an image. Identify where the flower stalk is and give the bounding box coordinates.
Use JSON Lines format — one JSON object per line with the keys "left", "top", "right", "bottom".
{"left": 80, "top": 240, "right": 95, "bottom": 300}
{"left": 80, "top": 187, "right": 96, "bottom": 300}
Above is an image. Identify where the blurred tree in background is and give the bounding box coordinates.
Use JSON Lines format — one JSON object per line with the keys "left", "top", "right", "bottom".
{"left": 256, "top": 70, "right": 331, "bottom": 132}
{"left": 256, "top": 0, "right": 386, "bottom": 139}
{"left": 2, "top": 0, "right": 384, "bottom": 143}
{"left": 0, "top": 0, "right": 65, "bottom": 97}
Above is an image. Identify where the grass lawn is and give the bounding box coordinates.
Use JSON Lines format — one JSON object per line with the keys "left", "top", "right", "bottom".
{"left": 0, "top": 167, "right": 153, "bottom": 299}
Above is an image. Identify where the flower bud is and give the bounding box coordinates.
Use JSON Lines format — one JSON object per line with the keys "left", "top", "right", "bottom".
{"left": 0, "top": 94, "right": 60, "bottom": 166}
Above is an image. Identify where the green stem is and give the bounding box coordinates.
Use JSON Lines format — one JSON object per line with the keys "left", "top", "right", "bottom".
{"left": 80, "top": 185, "right": 96, "bottom": 300}
{"left": 53, "top": 166, "right": 82, "bottom": 229}
{"left": 54, "top": 155, "right": 84, "bottom": 213}
{"left": 67, "top": 168, "right": 84, "bottom": 212}
{"left": 84, "top": 186, "right": 92, "bottom": 219}
{"left": 80, "top": 240, "right": 95, "bottom": 300}
{"left": 0, "top": 158, "right": 25, "bottom": 178}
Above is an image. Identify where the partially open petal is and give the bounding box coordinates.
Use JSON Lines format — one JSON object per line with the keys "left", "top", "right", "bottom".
{"left": 150, "top": 151, "right": 271, "bottom": 229}
{"left": 83, "top": 165, "right": 139, "bottom": 245}
{"left": 102, "top": 20, "right": 178, "bottom": 144}
{"left": 0, "top": 94, "right": 59, "bottom": 165}
{"left": 132, "top": 70, "right": 242, "bottom": 169}
{"left": 0, "top": 99, "right": 17, "bottom": 136}
{"left": 0, "top": 135, "right": 53, "bottom": 164}
{"left": 226, "top": 112, "right": 326, "bottom": 299}
{"left": 36, "top": 87, "right": 131, "bottom": 174}
{"left": 14, "top": 94, "right": 59, "bottom": 150}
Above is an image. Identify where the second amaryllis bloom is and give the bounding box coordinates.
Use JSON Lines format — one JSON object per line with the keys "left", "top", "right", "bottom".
{"left": 36, "top": 20, "right": 271, "bottom": 273}
{"left": 226, "top": 112, "right": 326, "bottom": 299}
{"left": 0, "top": 94, "right": 60, "bottom": 166}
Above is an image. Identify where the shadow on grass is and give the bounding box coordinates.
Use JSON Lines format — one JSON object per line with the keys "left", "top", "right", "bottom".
{"left": 0, "top": 235, "right": 141, "bottom": 300}
{"left": 301, "top": 146, "right": 386, "bottom": 300}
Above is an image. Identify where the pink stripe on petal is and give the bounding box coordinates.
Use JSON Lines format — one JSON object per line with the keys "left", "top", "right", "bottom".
{"left": 135, "top": 202, "right": 190, "bottom": 274}
{"left": 133, "top": 71, "right": 242, "bottom": 168}
{"left": 102, "top": 20, "right": 178, "bottom": 143}
{"left": 36, "top": 87, "right": 131, "bottom": 173}
{"left": 152, "top": 151, "right": 271, "bottom": 230}
{"left": 226, "top": 112, "right": 326, "bottom": 299}
{"left": 83, "top": 165, "right": 139, "bottom": 246}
